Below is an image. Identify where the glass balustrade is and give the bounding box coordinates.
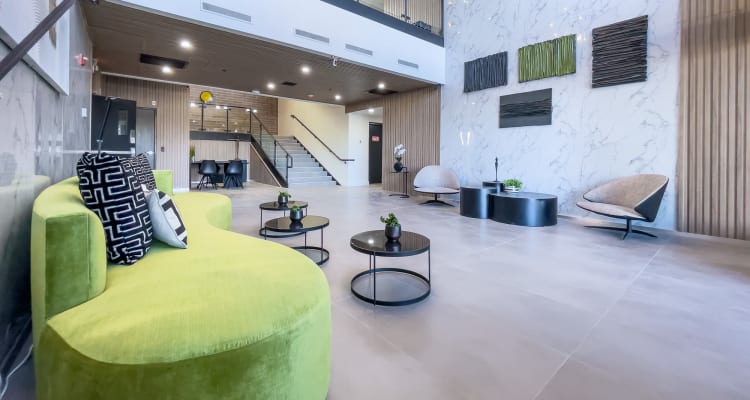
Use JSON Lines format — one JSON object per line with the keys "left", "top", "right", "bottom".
{"left": 351, "top": 0, "right": 443, "bottom": 36}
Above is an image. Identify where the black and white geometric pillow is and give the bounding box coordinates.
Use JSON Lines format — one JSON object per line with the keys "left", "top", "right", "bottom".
{"left": 77, "top": 153, "right": 153, "bottom": 265}
{"left": 119, "top": 153, "right": 157, "bottom": 191}
{"left": 146, "top": 188, "right": 188, "bottom": 249}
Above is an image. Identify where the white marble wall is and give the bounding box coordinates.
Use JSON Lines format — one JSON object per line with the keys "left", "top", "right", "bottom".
{"left": 0, "top": 2, "right": 91, "bottom": 354}
{"left": 441, "top": 0, "right": 680, "bottom": 229}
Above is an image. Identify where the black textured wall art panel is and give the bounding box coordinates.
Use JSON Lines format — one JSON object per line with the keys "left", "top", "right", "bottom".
{"left": 499, "top": 89, "right": 552, "bottom": 128}
{"left": 464, "top": 52, "right": 508, "bottom": 93}
{"left": 592, "top": 15, "right": 648, "bottom": 88}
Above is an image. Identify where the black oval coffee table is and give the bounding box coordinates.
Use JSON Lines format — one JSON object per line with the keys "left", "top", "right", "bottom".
{"left": 265, "top": 215, "right": 329, "bottom": 265}
{"left": 350, "top": 230, "right": 430, "bottom": 306}
{"left": 258, "top": 201, "right": 308, "bottom": 238}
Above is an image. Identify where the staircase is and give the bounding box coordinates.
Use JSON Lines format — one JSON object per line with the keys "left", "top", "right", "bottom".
{"left": 259, "top": 136, "right": 337, "bottom": 187}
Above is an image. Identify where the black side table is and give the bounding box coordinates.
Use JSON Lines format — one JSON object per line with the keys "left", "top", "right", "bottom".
{"left": 389, "top": 167, "right": 410, "bottom": 198}
{"left": 259, "top": 201, "right": 309, "bottom": 238}
{"left": 350, "top": 230, "right": 430, "bottom": 306}
{"left": 264, "top": 216, "right": 330, "bottom": 265}
{"left": 460, "top": 186, "right": 498, "bottom": 219}
{"left": 490, "top": 192, "right": 558, "bottom": 227}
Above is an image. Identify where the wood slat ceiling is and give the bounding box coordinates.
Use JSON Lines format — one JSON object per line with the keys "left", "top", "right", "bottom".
{"left": 83, "top": 1, "right": 433, "bottom": 105}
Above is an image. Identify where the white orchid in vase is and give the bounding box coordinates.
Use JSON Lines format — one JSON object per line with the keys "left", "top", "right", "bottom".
{"left": 393, "top": 144, "right": 406, "bottom": 162}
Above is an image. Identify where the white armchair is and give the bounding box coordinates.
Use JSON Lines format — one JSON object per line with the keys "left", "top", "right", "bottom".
{"left": 413, "top": 165, "right": 460, "bottom": 206}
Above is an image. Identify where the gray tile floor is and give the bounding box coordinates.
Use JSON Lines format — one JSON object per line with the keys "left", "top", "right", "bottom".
{"left": 6, "top": 183, "right": 749, "bottom": 400}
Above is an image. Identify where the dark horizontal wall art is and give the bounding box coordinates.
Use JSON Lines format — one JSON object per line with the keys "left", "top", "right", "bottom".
{"left": 592, "top": 15, "right": 648, "bottom": 88}
{"left": 464, "top": 52, "right": 508, "bottom": 92}
{"left": 518, "top": 35, "right": 576, "bottom": 82}
{"left": 499, "top": 88, "right": 552, "bottom": 128}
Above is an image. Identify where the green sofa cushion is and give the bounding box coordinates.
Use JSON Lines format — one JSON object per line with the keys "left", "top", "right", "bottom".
{"left": 47, "top": 191, "right": 329, "bottom": 364}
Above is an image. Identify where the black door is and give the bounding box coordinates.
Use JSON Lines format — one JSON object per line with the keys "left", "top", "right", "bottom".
{"left": 368, "top": 123, "right": 383, "bottom": 184}
{"left": 91, "top": 95, "right": 137, "bottom": 152}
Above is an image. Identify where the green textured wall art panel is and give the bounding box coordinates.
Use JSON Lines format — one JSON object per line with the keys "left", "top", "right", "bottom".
{"left": 518, "top": 34, "right": 577, "bottom": 82}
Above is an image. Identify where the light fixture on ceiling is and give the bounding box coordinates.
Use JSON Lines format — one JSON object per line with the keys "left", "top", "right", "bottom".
{"left": 267, "top": 82, "right": 276, "bottom": 90}
{"left": 179, "top": 39, "right": 193, "bottom": 49}
{"left": 301, "top": 65, "right": 311, "bottom": 74}
{"left": 162, "top": 65, "right": 173, "bottom": 74}
{"left": 368, "top": 108, "right": 375, "bottom": 113}
{"left": 253, "top": 109, "right": 258, "bottom": 113}
{"left": 334, "top": 94, "right": 342, "bottom": 101}
{"left": 377, "top": 82, "right": 386, "bottom": 89}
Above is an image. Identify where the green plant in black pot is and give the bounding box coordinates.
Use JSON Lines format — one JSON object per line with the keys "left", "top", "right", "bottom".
{"left": 503, "top": 178, "right": 522, "bottom": 192}
{"left": 380, "top": 212, "right": 401, "bottom": 242}
{"left": 289, "top": 205, "right": 304, "bottom": 222}
{"left": 278, "top": 191, "right": 291, "bottom": 206}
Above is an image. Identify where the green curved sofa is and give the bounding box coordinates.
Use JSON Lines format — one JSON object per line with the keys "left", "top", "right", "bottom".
{"left": 30, "top": 170, "right": 331, "bottom": 399}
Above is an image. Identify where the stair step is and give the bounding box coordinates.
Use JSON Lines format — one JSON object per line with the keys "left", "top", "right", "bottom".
{"left": 257, "top": 135, "right": 338, "bottom": 187}
{"left": 288, "top": 181, "right": 337, "bottom": 187}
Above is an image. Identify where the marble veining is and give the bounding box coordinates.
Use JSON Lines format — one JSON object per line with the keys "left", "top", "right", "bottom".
{"left": 441, "top": 0, "right": 680, "bottom": 229}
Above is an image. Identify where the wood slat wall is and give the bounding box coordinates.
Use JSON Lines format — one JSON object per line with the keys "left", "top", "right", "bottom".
{"left": 382, "top": 86, "right": 441, "bottom": 195}
{"left": 101, "top": 75, "right": 191, "bottom": 189}
{"left": 679, "top": 0, "right": 749, "bottom": 240}
{"left": 188, "top": 85, "right": 278, "bottom": 134}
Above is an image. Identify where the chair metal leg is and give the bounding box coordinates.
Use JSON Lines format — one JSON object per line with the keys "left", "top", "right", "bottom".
{"left": 584, "top": 219, "right": 657, "bottom": 239}
{"left": 420, "top": 193, "right": 455, "bottom": 206}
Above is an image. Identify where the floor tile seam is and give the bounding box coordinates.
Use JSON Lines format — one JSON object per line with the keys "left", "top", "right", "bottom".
{"left": 330, "top": 298, "right": 471, "bottom": 400}
{"left": 530, "top": 246, "right": 663, "bottom": 400}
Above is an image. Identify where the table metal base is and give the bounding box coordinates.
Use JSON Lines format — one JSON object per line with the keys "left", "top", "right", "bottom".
{"left": 351, "top": 268, "right": 431, "bottom": 306}
{"left": 292, "top": 246, "right": 330, "bottom": 265}
{"left": 258, "top": 228, "right": 305, "bottom": 238}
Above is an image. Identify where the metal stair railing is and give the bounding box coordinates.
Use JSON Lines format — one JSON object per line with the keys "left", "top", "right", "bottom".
{"left": 290, "top": 115, "right": 354, "bottom": 163}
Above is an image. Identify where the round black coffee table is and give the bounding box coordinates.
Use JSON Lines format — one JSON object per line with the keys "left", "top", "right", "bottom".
{"left": 350, "top": 230, "right": 430, "bottom": 306}
{"left": 265, "top": 216, "right": 329, "bottom": 265}
{"left": 259, "top": 201, "right": 308, "bottom": 238}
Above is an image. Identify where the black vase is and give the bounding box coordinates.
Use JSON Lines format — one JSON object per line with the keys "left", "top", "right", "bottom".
{"left": 277, "top": 195, "right": 288, "bottom": 206}
{"left": 393, "top": 161, "right": 403, "bottom": 172}
{"left": 289, "top": 209, "right": 304, "bottom": 222}
{"left": 384, "top": 225, "right": 401, "bottom": 242}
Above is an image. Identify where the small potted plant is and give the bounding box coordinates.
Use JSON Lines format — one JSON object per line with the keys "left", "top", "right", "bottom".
{"left": 380, "top": 212, "right": 401, "bottom": 242}
{"left": 393, "top": 144, "right": 406, "bottom": 172}
{"left": 278, "top": 191, "right": 291, "bottom": 206}
{"left": 189, "top": 145, "right": 196, "bottom": 163}
{"left": 503, "top": 178, "right": 522, "bottom": 192}
{"left": 289, "top": 205, "right": 304, "bottom": 222}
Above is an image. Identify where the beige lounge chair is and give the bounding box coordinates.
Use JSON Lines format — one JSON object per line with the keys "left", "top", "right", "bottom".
{"left": 577, "top": 174, "right": 668, "bottom": 239}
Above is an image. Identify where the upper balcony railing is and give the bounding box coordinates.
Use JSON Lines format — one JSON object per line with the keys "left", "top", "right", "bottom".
{"left": 321, "top": 0, "right": 443, "bottom": 45}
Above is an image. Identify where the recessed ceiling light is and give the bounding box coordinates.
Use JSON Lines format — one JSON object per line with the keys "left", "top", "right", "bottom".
{"left": 377, "top": 82, "right": 386, "bottom": 89}
{"left": 301, "top": 65, "right": 311, "bottom": 74}
{"left": 334, "top": 94, "right": 342, "bottom": 101}
{"left": 267, "top": 82, "right": 276, "bottom": 90}
{"left": 368, "top": 108, "right": 375, "bottom": 113}
{"left": 162, "top": 65, "right": 173, "bottom": 74}
{"left": 179, "top": 39, "right": 192, "bottom": 49}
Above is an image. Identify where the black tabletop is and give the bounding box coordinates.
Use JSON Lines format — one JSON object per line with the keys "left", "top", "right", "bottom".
{"left": 491, "top": 192, "right": 557, "bottom": 200}
{"left": 264, "top": 216, "right": 329, "bottom": 233}
{"left": 259, "top": 201, "right": 309, "bottom": 211}
{"left": 350, "top": 230, "right": 430, "bottom": 257}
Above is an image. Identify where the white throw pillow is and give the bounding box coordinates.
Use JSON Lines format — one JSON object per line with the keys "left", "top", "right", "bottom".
{"left": 147, "top": 189, "right": 188, "bottom": 248}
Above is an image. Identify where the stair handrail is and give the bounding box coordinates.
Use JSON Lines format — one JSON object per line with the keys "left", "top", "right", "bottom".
{"left": 0, "top": 0, "right": 77, "bottom": 81}
{"left": 250, "top": 131, "right": 294, "bottom": 186}
{"left": 290, "top": 115, "right": 355, "bottom": 163}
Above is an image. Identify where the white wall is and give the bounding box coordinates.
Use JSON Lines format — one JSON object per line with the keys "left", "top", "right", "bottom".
{"left": 348, "top": 109, "right": 383, "bottom": 186}
{"left": 441, "top": 0, "right": 680, "bottom": 229}
{"left": 278, "top": 99, "right": 351, "bottom": 185}
{"left": 113, "top": 0, "right": 445, "bottom": 84}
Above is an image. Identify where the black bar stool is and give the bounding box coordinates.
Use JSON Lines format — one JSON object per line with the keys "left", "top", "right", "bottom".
{"left": 224, "top": 160, "right": 244, "bottom": 189}
{"left": 197, "top": 160, "right": 218, "bottom": 190}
